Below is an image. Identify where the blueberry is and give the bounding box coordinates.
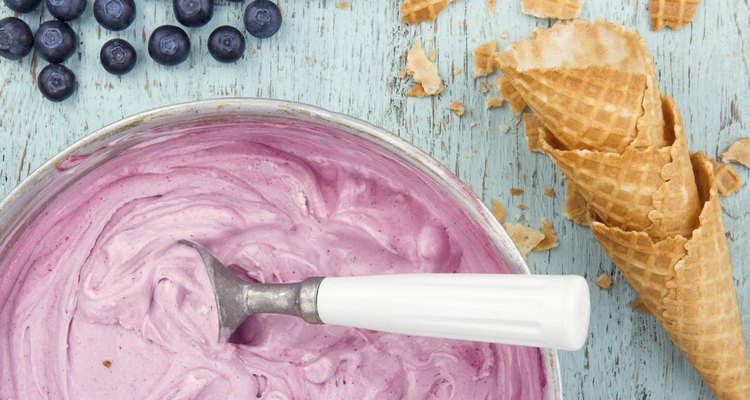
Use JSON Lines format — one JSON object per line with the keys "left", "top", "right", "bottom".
{"left": 173, "top": 0, "right": 213, "bottom": 28}
{"left": 37, "top": 63, "right": 76, "bottom": 102}
{"left": 243, "top": 0, "right": 281, "bottom": 39}
{"left": 93, "top": 0, "right": 136, "bottom": 31}
{"left": 148, "top": 25, "right": 190, "bottom": 66}
{"left": 0, "top": 17, "right": 33, "bottom": 60}
{"left": 47, "top": 0, "right": 87, "bottom": 21}
{"left": 34, "top": 20, "right": 77, "bottom": 63}
{"left": 100, "top": 38, "right": 136, "bottom": 75}
{"left": 207, "top": 26, "right": 245, "bottom": 63}
{"left": 3, "top": 0, "right": 42, "bottom": 13}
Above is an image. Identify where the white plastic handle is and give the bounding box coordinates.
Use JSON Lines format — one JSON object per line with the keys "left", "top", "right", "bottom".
{"left": 316, "top": 274, "right": 590, "bottom": 351}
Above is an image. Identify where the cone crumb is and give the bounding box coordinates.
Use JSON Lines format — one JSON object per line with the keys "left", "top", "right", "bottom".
{"left": 400, "top": 0, "right": 451, "bottom": 24}
{"left": 487, "top": 0, "right": 496, "bottom": 15}
{"left": 446, "top": 100, "right": 465, "bottom": 116}
{"left": 485, "top": 97, "right": 504, "bottom": 109}
{"left": 722, "top": 138, "right": 750, "bottom": 168}
{"left": 595, "top": 273, "right": 612, "bottom": 289}
{"left": 544, "top": 188, "right": 557, "bottom": 197}
{"left": 503, "top": 223, "right": 545, "bottom": 257}
{"left": 336, "top": 2, "right": 349, "bottom": 9}
{"left": 510, "top": 188, "right": 524, "bottom": 195}
{"left": 521, "top": 0, "right": 582, "bottom": 19}
{"left": 707, "top": 155, "right": 742, "bottom": 196}
{"left": 452, "top": 66, "right": 462, "bottom": 76}
{"left": 533, "top": 218, "right": 559, "bottom": 251}
{"left": 405, "top": 83, "right": 428, "bottom": 97}
{"left": 397, "top": 67, "right": 407, "bottom": 79}
{"left": 428, "top": 47, "right": 436, "bottom": 62}
{"left": 491, "top": 199, "right": 506, "bottom": 222}
{"left": 501, "top": 31, "right": 508, "bottom": 39}
{"left": 102, "top": 360, "right": 112, "bottom": 368}
{"left": 499, "top": 124, "right": 510, "bottom": 133}
{"left": 472, "top": 40, "right": 498, "bottom": 77}
{"left": 478, "top": 80, "right": 490, "bottom": 93}
{"left": 648, "top": 0, "right": 701, "bottom": 30}
{"left": 405, "top": 42, "right": 443, "bottom": 95}
{"left": 523, "top": 113, "right": 543, "bottom": 152}
{"left": 516, "top": 203, "right": 527, "bottom": 210}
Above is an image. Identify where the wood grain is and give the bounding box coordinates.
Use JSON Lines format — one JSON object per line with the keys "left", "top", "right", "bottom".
{"left": 0, "top": 0, "right": 748, "bottom": 399}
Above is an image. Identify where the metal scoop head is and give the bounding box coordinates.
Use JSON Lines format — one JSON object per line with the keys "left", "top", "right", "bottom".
{"left": 179, "top": 240, "right": 324, "bottom": 342}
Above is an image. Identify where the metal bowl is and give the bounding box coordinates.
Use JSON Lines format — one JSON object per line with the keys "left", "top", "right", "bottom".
{"left": 0, "top": 98, "right": 562, "bottom": 399}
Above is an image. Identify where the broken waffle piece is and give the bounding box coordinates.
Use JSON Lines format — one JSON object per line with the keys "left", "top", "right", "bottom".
{"left": 707, "top": 155, "right": 742, "bottom": 196}
{"left": 595, "top": 273, "right": 612, "bottom": 289}
{"left": 405, "top": 42, "right": 444, "bottom": 95}
{"left": 496, "top": 76, "right": 526, "bottom": 114}
{"left": 491, "top": 199, "right": 506, "bottom": 222}
{"left": 504, "top": 223, "right": 545, "bottom": 257}
{"left": 499, "top": 124, "right": 510, "bottom": 133}
{"left": 563, "top": 182, "right": 593, "bottom": 225}
{"left": 336, "top": 2, "right": 349, "bottom": 9}
{"left": 405, "top": 83, "right": 428, "bottom": 97}
{"left": 648, "top": 0, "right": 702, "bottom": 30}
{"left": 722, "top": 138, "right": 750, "bottom": 168}
{"left": 523, "top": 113, "right": 544, "bottom": 152}
{"left": 533, "top": 218, "right": 559, "bottom": 251}
{"left": 544, "top": 188, "right": 557, "bottom": 197}
{"left": 511, "top": 188, "right": 524, "bottom": 195}
{"left": 479, "top": 80, "right": 490, "bottom": 93}
{"left": 400, "top": 0, "right": 452, "bottom": 24}
{"left": 446, "top": 100, "right": 465, "bottom": 116}
{"left": 472, "top": 40, "right": 498, "bottom": 77}
{"left": 521, "top": 0, "right": 583, "bottom": 19}
{"left": 485, "top": 96, "right": 504, "bottom": 109}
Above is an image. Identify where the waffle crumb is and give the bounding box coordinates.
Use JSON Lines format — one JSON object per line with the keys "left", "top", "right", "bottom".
{"left": 485, "top": 97, "right": 504, "bottom": 109}
{"left": 544, "top": 188, "right": 557, "bottom": 197}
{"left": 491, "top": 199, "right": 506, "bottom": 222}
{"left": 523, "top": 113, "right": 544, "bottom": 152}
{"left": 504, "top": 223, "right": 545, "bottom": 257}
{"left": 446, "top": 100, "right": 465, "bottom": 116}
{"left": 499, "top": 124, "right": 510, "bottom": 133}
{"left": 336, "top": 2, "right": 349, "bottom": 9}
{"left": 103, "top": 360, "right": 112, "bottom": 368}
{"left": 521, "top": 0, "right": 582, "bottom": 19}
{"left": 472, "top": 40, "right": 498, "bottom": 77}
{"left": 428, "top": 47, "right": 436, "bottom": 62}
{"left": 400, "top": 0, "right": 452, "bottom": 24}
{"left": 501, "top": 31, "right": 508, "bottom": 39}
{"left": 452, "top": 66, "right": 462, "bottom": 76}
{"left": 478, "top": 80, "right": 490, "bottom": 93}
{"left": 629, "top": 298, "right": 650, "bottom": 314}
{"left": 595, "top": 273, "right": 612, "bottom": 289}
{"left": 510, "top": 188, "right": 524, "bottom": 195}
{"left": 533, "top": 218, "right": 558, "bottom": 251}
{"left": 722, "top": 138, "right": 750, "bottom": 168}
{"left": 405, "top": 83, "right": 428, "bottom": 97}
{"left": 405, "top": 42, "right": 444, "bottom": 95}
{"left": 706, "top": 155, "right": 742, "bottom": 196}
{"left": 516, "top": 203, "right": 527, "bottom": 210}
{"left": 487, "top": 0, "right": 496, "bottom": 15}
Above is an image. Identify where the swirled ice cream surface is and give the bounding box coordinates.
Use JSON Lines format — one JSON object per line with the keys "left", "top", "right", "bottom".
{"left": 0, "top": 119, "right": 546, "bottom": 399}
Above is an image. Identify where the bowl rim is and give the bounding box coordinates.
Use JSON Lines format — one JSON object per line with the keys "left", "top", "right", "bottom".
{"left": 0, "top": 97, "right": 563, "bottom": 399}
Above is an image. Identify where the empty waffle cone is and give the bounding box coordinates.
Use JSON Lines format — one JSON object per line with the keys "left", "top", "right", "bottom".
{"left": 648, "top": 0, "right": 702, "bottom": 30}
{"left": 495, "top": 20, "right": 668, "bottom": 153}
{"left": 538, "top": 96, "right": 700, "bottom": 239}
{"left": 591, "top": 153, "right": 750, "bottom": 399}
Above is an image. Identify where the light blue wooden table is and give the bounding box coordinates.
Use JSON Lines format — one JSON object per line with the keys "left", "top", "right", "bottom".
{"left": 1, "top": 0, "right": 748, "bottom": 398}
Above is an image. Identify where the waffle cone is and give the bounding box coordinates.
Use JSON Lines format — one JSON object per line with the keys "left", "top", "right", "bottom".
{"left": 496, "top": 20, "right": 669, "bottom": 152}
{"left": 592, "top": 153, "right": 750, "bottom": 399}
{"left": 538, "top": 96, "right": 700, "bottom": 239}
{"left": 521, "top": 0, "right": 583, "bottom": 20}
{"left": 648, "top": 0, "right": 702, "bottom": 30}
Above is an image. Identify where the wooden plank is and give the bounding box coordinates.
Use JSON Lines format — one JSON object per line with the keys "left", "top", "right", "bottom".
{"left": 0, "top": 1, "right": 748, "bottom": 398}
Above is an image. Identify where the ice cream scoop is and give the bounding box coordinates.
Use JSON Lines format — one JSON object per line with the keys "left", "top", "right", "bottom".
{"left": 180, "top": 239, "right": 591, "bottom": 351}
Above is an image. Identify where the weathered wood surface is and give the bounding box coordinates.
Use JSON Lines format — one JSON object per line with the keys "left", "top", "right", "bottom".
{"left": 0, "top": 0, "right": 748, "bottom": 399}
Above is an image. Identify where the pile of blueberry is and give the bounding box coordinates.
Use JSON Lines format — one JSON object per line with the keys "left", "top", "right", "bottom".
{"left": 0, "top": 0, "right": 283, "bottom": 102}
